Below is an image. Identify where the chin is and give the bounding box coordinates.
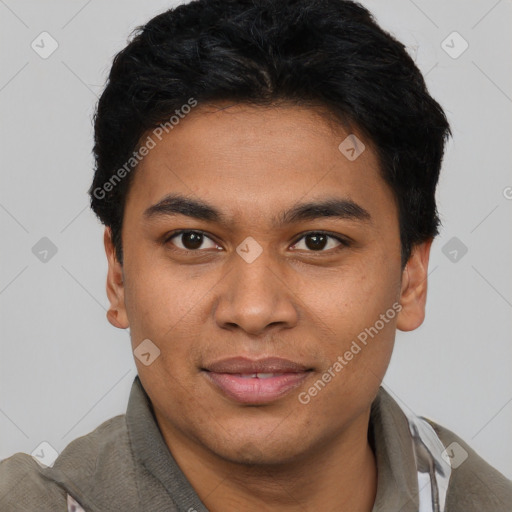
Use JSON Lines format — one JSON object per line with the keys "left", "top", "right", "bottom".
{"left": 203, "top": 429, "right": 310, "bottom": 467}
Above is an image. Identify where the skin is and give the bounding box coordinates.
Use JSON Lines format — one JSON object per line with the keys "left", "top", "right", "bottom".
{"left": 104, "top": 102, "right": 432, "bottom": 512}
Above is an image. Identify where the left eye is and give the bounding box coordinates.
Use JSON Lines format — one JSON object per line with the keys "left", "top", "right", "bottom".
{"left": 291, "top": 232, "right": 345, "bottom": 252}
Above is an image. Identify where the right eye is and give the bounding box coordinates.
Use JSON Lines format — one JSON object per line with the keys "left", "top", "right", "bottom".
{"left": 165, "top": 230, "right": 222, "bottom": 252}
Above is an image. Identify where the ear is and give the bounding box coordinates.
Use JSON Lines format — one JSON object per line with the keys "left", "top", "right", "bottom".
{"left": 396, "top": 240, "right": 432, "bottom": 332}
{"left": 104, "top": 227, "right": 129, "bottom": 329}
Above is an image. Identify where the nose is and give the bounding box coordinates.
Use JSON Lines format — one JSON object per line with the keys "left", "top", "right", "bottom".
{"left": 213, "top": 246, "right": 299, "bottom": 336}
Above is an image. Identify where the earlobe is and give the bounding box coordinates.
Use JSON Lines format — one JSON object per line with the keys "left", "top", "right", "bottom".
{"left": 106, "top": 307, "right": 127, "bottom": 329}
{"left": 396, "top": 240, "right": 433, "bottom": 332}
{"left": 104, "top": 227, "right": 130, "bottom": 329}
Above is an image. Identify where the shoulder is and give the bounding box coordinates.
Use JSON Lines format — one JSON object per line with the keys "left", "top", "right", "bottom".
{"left": 0, "top": 414, "right": 129, "bottom": 511}
{"left": 424, "top": 417, "right": 512, "bottom": 511}
{"left": 0, "top": 451, "right": 67, "bottom": 510}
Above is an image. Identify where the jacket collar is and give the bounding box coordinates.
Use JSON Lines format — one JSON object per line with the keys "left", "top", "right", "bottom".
{"left": 126, "top": 375, "right": 420, "bottom": 512}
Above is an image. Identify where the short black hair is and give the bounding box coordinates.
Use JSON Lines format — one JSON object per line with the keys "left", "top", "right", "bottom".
{"left": 89, "top": 0, "right": 451, "bottom": 266}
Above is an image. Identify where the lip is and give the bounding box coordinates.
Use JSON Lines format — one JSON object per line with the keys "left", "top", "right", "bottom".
{"left": 202, "top": 357, "right": 312, "bottom": 404}
{"left": 204, "top": 356, "right": 311, "bottom": 374}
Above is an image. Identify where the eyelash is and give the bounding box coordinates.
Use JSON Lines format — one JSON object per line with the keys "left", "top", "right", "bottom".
{"left": 163, "top": 230, "right": 351, "bottom": 254}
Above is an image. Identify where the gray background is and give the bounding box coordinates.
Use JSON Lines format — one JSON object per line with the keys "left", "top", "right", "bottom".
{"left": 1, "top": 0, "right": 511, "bottom": 479}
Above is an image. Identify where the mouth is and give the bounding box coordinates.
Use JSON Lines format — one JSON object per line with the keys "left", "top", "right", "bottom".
{"left": 201, "top": 357, "right": 313, "bottom": 404}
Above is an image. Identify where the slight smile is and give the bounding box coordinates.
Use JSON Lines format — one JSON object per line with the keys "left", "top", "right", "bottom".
{"left": 201, "top": 356, "right": 314, "bottom": 404}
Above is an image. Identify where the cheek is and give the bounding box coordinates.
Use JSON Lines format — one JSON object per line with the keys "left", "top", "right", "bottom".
{"left": 311, "top": 260, "right": 399, "bottom": 337}
{"left": 304, "top": 256, "right": 399, "bottom": 389}
{"left": 123, "top": 265, "right": 212, "bottom": 378}
{"left": 297, "top": 317, "right": 396, "bottom": 431}
{"left": 123, "top": 256, "right": 201, "bottom": 335}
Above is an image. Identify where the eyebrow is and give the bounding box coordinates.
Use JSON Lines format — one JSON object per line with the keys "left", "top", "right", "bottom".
{"left": 143, "top": 193, "right": 371, "bottom": 227}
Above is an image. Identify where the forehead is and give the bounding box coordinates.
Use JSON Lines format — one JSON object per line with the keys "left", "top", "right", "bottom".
{"left": 124, "top": 103, "right": 397, "bottom": 228}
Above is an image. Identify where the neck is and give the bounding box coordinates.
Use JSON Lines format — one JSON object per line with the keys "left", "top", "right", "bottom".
{"left": 157, "top": 408, "right": 378, "bottom": 512}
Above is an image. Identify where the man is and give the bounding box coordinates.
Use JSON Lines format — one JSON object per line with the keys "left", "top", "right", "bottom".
{"left": 1, "top": 0, "right": 511, "bottom": 510}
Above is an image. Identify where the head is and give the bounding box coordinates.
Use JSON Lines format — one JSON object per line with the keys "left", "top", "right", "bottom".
{"left": 89, "top": 0, "right": 450, "bottom": 465}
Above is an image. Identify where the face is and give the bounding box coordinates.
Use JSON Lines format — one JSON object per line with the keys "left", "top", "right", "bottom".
{"left": 104, "top": 102, "right": 431, "bottom": 465}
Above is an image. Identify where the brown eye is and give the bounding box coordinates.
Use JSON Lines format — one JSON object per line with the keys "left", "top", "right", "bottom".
{"left": 292, "top": 232, "right": 346, "bottom": 252}
{"left": 305, "top": 233, "right": 328, "bottom": 250}
{"left": 167, "top": 231, "right": 219, "bottom": 251}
